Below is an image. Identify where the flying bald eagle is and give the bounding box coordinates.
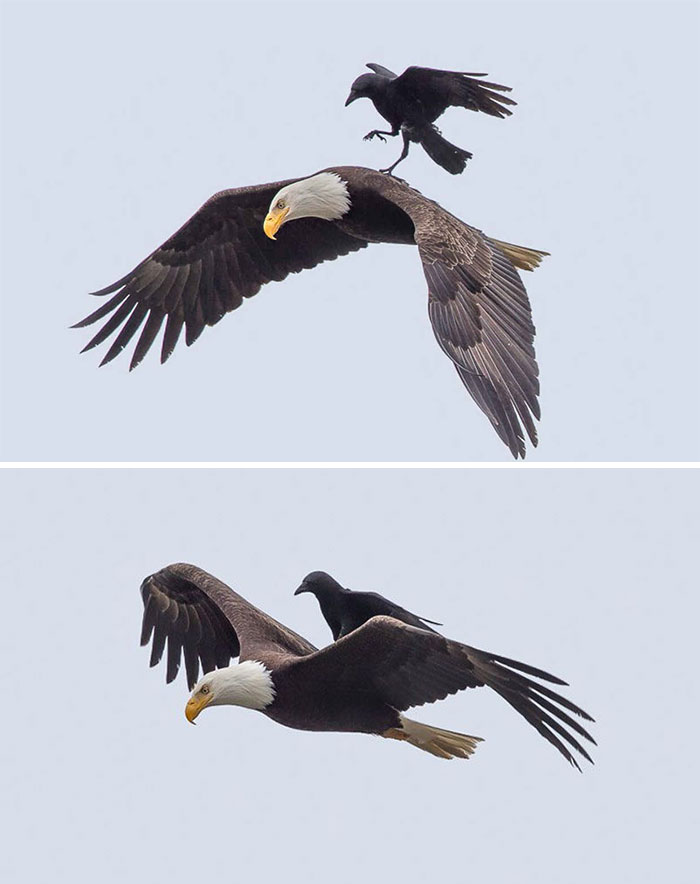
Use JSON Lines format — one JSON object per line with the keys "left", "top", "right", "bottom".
{"left": 345, "top": 63, "right": 516, "bottom": 174}
{"left": 140, "top": 563, "right": 595, "bottom": 767}
{"left": 75, "top": 167, "right": 547, "bottom": 457}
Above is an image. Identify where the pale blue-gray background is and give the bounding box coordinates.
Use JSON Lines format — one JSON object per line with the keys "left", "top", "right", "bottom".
{"left": 1, "top": 0, "right": 698, "bottom": 461}
{"left": 1, "top": 467, "right": 697, "bottom": 883}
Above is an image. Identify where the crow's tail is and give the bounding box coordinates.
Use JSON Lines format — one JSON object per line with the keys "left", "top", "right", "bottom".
{"left": 414, "top": 124, "right": 471, "bottom": 175}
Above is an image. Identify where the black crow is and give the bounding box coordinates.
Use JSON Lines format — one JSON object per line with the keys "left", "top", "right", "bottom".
{"left": 295, "top": 571, "right": 441, "bottom": 639}
{"left": 345, "top": 63, "right": 517, "bottom": 175}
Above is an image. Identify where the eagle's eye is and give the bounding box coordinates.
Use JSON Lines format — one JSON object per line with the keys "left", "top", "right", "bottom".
{"left": 201, "top": 685, "right": 210, "bottom": 695}
{"left": 276, "top": 200, "right": 286, "bottom": 210}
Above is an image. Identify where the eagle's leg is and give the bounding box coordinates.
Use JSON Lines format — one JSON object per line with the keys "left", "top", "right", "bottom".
{"left": 363, "top": 127, "right": 399, "bottom": 143}
{"left": 382, "top": 727, "right": 410, "bottom": 742}
{"left": 380, "top": 131, "right": 411, "bottom": 175}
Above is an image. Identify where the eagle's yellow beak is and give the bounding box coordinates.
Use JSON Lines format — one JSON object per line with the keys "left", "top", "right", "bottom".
{"left": 263, "top": 206, "right": 290, "bottom": 240}
{"left": 185, "top": 692, "right": 211, "bottom": 725}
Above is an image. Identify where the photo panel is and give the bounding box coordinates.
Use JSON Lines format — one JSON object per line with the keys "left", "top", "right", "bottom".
{"left": 1, "top": 466, "right": 696, "bottom": 882}
{"left": 2, "top": 1, "right": 698, "bottom": 462}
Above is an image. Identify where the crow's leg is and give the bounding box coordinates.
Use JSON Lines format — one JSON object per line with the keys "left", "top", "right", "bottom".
{"left": 363, "top": 128, "right": 398, "bottom": 142}
{"left": 380, "top": 131, "right": 411, "bottom": 175}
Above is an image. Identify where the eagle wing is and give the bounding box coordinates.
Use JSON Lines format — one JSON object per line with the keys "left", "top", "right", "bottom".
{"left": 343, "top": 167, "right": 543, "bottom": 458}
{"left": 390, "top": 67, "right": 517, "bottom": 121}
{"left": 287, "top": 616, "right": 595, "bottom": 769}
{"left": 422, "top": 224, "right": 541, "bottom": 458}
{"left": 139, "top": 563, "right": 316, "bottom": 689}
{"left": 74, "top": 179, "right": 368, "bottom": 369}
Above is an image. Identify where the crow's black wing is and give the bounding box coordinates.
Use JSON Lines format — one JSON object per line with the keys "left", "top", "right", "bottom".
{"left": 390, "top": 67, "right": 516, "bottom": 122}
{"left": 347, "top": 591, "right": 441, "bottom": 634}
{"left": 366, "top": 62, "right": 398, "bottom": 79}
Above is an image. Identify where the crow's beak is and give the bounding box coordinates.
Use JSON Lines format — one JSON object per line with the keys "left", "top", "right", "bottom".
{"left": 344, "top": 91, "right": 358, "bottom": 107}
{"left": 294, "top": 583, "right": 310, "bottom": 596}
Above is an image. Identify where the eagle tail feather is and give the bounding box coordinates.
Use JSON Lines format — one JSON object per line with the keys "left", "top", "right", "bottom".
{"left": 384, "top": 716, "right": 483, "bottom": 759}
{"left": 488, "top": 238, "right": 550, "bottom": 271}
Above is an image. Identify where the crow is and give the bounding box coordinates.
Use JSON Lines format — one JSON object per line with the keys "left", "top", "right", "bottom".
{"left": 345, "top": 63, "right": 516, "bottom": 175}
{"left": 295, "top": 570, "right": 441, "bottom": 639}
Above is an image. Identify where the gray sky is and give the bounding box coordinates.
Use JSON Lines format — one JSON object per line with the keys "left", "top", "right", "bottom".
{"left": 1, "top": 467, "right": 697, "bottom": 883}
{"left": 1, "top": 1, "right": 699, "bottom": 461}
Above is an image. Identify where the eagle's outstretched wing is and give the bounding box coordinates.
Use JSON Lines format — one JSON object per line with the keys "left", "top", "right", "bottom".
{"left": 283, "top": 616, "right": 595, "bottom": 769}
{"left": 140, "top": 563, "right": 316, "bottom": 689}
{"left": 373, "top": 167, "right": 543, "bottom": 458}
{"left": 74, "top": 181, "right": 368, "bottom": 369}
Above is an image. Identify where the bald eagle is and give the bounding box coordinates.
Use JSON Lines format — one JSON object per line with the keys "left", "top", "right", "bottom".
{"left": 140, "top": 563, "right": 595, "bottom": 767}
{"left": 75, "top": 167, "right": 547, "bottom": 458}
{"left": 345, "top": 64, "right": 516, "bottom": 175}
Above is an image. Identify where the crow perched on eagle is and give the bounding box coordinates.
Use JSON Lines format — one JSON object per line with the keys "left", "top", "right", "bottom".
{"left": 140, "top": 563, "right": 595, "bottom": 768}
{"left": 296, "top": 570, "right": 442, "bottom": 638}
{"left": 75, "top": 168, "right": 547, "bottom": 458}
{"left": 345, "top": 63, "right": 516, "bottom": 175}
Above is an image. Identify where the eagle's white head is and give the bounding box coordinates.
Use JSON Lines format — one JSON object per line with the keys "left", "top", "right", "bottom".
{"left": 264, "top": 172, "right": 351, "bottom": 239}
{"left": 184, "top": 660, "right": 275, "bottom": 723}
